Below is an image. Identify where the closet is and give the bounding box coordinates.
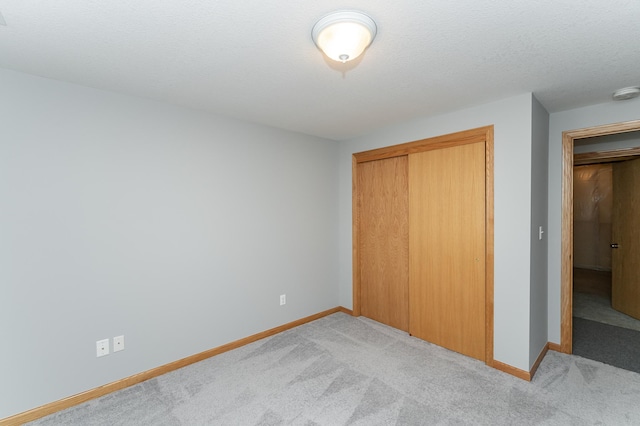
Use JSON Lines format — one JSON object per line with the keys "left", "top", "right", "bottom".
{"left": 353, "top": 126, "right": 493, "bottom": 363}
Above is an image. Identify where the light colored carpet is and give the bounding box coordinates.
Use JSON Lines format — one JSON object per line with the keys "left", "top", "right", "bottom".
{"left": 28, "top": 313, "right": 640, "bottom": 425}
{"left": 573, "top": 291, "right": 640, "bottom": 332}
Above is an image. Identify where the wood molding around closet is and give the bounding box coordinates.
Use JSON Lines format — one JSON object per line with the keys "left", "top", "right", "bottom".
{"left": 352, "top": 125, "right": 495, "bottom": 365}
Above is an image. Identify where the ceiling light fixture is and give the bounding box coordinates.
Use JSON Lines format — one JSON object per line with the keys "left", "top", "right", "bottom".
{"left": 612, "top": 86, "right": 640, "bottom": 101}
{"left": 312, "top": 11, "right": 377, "bottom": 63}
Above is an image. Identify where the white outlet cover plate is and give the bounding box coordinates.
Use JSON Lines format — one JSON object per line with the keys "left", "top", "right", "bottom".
{"left": 113, "top": 335, "right": 125, "bottom": 352}
{"left": 96, "top": 338, "right": 109, "bottom": 357}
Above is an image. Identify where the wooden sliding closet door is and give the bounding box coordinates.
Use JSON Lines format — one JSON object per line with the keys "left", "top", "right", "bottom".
{"left": 358, "top": 156, "right": 409, "bottom": 331}
{"left": 408, "top": 142, "right": 486, "bottom": 361}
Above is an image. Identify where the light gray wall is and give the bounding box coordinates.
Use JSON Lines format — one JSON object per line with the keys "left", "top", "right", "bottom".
{"left": 339, "top": 93, "right": 535, "bottom": 370}
{"left": 529, "top": 96, "right": 549, "bottom": 367}
{"left": 547, "top": 97, "right": 640, "bottom": 344}
{"left": 0, "top": 69, "right": 340, "bottom": 418}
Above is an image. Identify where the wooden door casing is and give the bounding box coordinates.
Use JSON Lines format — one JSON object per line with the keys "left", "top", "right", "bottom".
{"left": 560, "top": 120, "right": 640, "bottom": 354}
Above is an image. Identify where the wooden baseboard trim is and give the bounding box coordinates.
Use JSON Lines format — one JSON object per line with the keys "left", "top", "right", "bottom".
{"left": 337, "top": 306, "right": 354, "bottom": 315}
{"left": 0, "top": 307, "right": 348, "bottom": 426}
{"left": 493, "top": 360, "right": 531, "bottom": 381}
{"left": 548, "top": 342, "right": 562, "bottom": 352}
{"left": 529, "top": 343, "right": 549, "bottom": 380}
{"left": 493, "top": 342, "right": 552, "bottom": 382}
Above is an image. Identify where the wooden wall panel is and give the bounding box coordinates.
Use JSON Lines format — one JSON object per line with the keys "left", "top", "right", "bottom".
{"left": 357, "top": 156, "right": 409, "bottom": 331}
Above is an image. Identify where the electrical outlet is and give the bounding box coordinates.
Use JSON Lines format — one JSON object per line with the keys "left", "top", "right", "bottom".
{"left": 96, "top": 339, "right": 109, "bottom": 357}
{"left": 113, "top": 335, "right": 125, "bottom": 352}
{"left": 280, "top": 294, "right": 286, "bottom": 306}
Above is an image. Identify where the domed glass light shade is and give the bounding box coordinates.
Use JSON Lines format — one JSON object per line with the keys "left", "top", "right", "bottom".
{"left": 312, "top": 11, "right": 377, "bottom": 63}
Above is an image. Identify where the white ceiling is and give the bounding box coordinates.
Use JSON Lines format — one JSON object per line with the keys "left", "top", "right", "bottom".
{"left": 0, "top": 1, "right": 638, "bottom": 141}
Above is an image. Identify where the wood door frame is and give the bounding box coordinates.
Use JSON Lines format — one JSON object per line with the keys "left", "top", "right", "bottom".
{"left": 560, "top": 119, "right": 640, "bottom": 353}
{"left": 352, "top": 125, "right": 495, "bottom": 365}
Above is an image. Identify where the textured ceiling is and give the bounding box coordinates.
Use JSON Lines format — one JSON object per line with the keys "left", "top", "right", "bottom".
{"left": 0, "top": 1, "right": 638, "bottom": 141}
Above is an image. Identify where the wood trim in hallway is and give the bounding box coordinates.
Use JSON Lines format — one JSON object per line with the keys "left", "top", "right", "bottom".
{"left": 574, "top": 146, "right": 640, "bottom": 165}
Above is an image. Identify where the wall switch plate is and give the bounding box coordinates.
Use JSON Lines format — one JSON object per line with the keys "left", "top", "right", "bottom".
{"left": 113, "top": 335, "right": 125, "bottom": 352}
{"left": 280, "top": 294, "right": 286, "bottom": 305}
{"left": 96, "top": 339, "right": 109, "bottom": 357}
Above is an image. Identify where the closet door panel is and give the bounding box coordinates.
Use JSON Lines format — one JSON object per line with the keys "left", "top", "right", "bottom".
{"left": 408, "top": 142, "right": 485, "bottom": 360}
{"left": 358, "top": 156, "right": 409, "bottom": 331}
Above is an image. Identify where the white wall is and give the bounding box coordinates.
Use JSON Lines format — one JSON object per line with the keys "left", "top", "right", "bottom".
{"left": 529, "top": 96, "right": 549, "bottom": 367}
{"left": 0, "top": 69, "right": 340, "bottom": 419}
{"left": 547, "top": 97, "right": 640, "bottom": 344}
{"left": 338, "top": 93, "right": 535, "bottom": 370}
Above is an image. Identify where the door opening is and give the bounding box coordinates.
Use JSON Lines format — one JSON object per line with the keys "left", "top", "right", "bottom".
{"left": 560, "top": 120, "right": 640, "bottom": 353}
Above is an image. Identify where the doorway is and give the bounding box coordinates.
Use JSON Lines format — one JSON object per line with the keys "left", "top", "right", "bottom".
{"left": 571, "top": 152, "right": 640, "bottom": 371}
{"left": 560, "top": 120, "right": 640, "bottom": 358}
